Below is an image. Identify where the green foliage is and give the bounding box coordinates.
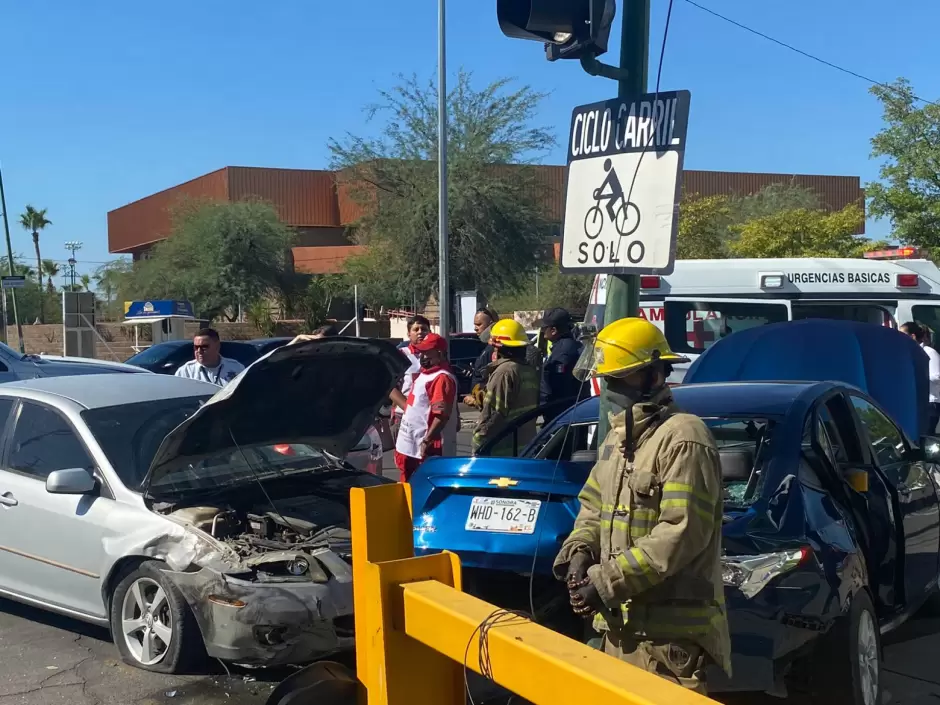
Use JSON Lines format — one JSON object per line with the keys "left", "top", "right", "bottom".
{"left": 729, "top": 204, "right": 884, "bottom": 258}
{"left": 331, "top": 71, "right": 556, "bottom": 309}
{"left": 293, "top": 274, "right": 349, "bottom": 332}
{"left": 246, "top": 299, "right": 277, "bottom": 338}
{"left": 18, "top": 205, "right": 52, "bottom": 322}
{"left": 676, "top": 194, "right": 734, "bottom": 259}
{"left": 127, "top": 200, "right": 297, "bottom": 320}
{"left": 93, "top": 259, "right": 133, "bottom": 321}
{"left": 490, "top": 262, "right": 593, "bottom": 313}
{"left": 728, "top": 182, "right": 822, "bottom": 222}
{"left": 867, "top": 78, "right": 940, "bottom": 250}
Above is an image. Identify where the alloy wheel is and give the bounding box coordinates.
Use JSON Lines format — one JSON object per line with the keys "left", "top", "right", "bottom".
{"left": 121, "top": 577, "right": 173, "bottom": 666}
{"left": 857, "top": 608, "right": 879, "bottom": 705}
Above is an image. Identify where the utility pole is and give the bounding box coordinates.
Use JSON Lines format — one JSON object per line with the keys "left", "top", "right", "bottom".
{"left": 0, "top": 164, "right": 24, "bottom": 352}
{"left": 597, "top": 0, "right": 650, "bottom": 441}
{"left": 437, "top": 0, "right": 450, "bottom": 339}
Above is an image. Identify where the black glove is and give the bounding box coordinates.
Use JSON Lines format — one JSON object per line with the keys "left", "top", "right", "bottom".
{"left": 565, "top": 551, "right": 595, "bottom": 589}
{"left": 569, "top": 578, "right": 604, "bottom": 617}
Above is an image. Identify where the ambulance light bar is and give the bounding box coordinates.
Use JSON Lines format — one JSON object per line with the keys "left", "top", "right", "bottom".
{"left": 897, "top": 274, "right": 919, "bottom": 288}
{"left": 640, "top": 275, "right": 661, "bottom": 289}
{"left": 759, "top": 273, "right": 785, "bottom": 289}
{"left": 864, "top": 246, "right": 919, "bottom": 260}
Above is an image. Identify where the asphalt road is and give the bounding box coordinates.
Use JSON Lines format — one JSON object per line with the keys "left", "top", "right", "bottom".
{"left": 5, "top": 409, "right": 940, "bottom": 705}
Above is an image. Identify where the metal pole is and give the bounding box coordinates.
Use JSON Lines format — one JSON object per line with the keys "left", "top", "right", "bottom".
{"left": 354, "top": 284, "right": 361, "bottom": 337}
{"left": 1, "top": 286, "right": 7, "bottom": 346}
{"left": 598, "top": 0, "right": 650, "bottom": 441}
{"left": 437, "top": 0, "right": 450, "bottom": 339}
{"left": 0, "top": 165, "right": 24, "bottom": 353}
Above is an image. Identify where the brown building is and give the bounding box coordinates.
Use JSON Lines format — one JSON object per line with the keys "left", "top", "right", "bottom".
{"left": 108, "top": 166, "right": 865, "bottom": 272}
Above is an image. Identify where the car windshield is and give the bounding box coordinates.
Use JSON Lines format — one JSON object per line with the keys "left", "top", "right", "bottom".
{"left": 125, "top": 344, "right": 176, "bottom": 367}
{"left": 703, "top": 417, "right": 776, "bottom": 507}
{"left": 0, "top": 341, "right": 25, "bottom": 360}
{"left": 82, "top": 397, "right": 339, "bottom": 493}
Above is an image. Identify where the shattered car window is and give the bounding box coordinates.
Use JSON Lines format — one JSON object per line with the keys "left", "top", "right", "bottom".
{"left": 703, "top": 417, "right": 775, "bottom": 507}
{"left": 82, "top": 396, "right": 213, "bottom": 488}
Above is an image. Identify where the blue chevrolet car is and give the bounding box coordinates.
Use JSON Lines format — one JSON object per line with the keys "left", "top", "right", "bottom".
{"left": 410, "top": 320, "right": 940, "bottom": 705}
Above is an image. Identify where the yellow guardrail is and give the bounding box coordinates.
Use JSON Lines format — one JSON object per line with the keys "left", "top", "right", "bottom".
{"left": 351, "top": 482, "right": 720, "bottom": 705}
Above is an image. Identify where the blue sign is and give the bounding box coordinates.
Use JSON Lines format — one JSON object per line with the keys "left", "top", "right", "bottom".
{"left": 124, "top": 300, "right": 195, "bottom": 319}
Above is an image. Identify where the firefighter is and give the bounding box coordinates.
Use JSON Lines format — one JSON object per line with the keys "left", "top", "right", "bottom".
{"left": 553, "top": 317, "right": 730, "bottom": 694}
{"left": 471, "top": 319, "right": 540, "bottom": 456}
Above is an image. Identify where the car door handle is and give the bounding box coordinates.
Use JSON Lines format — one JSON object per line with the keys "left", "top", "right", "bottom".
{"left": 0, "top": 492, "right": 17, "bottom": 507}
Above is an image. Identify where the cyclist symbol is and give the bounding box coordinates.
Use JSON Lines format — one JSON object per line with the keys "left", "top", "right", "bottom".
{"left": 583, "top": 158, "right": 642, "bottom": 240}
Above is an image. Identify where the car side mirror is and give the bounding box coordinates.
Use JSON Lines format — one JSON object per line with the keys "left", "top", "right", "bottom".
{"left": 46, "top": 468, "right": 97, "bottom": 495}
{"left": 920, "top": 436, "right": 940, "bottom": 463}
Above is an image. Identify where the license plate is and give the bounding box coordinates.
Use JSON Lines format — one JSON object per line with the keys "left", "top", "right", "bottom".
{"left": 465, "top": 497, "right": 542, "bottom": 534}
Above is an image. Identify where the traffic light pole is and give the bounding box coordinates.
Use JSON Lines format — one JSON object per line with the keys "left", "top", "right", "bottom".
{"left": 596, "top": 0, "right": 649, "bottom": 442}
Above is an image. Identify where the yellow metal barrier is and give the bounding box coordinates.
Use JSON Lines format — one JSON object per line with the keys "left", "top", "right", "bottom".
{"left": 351, "top": 482, "right": 720, "bottom": 705}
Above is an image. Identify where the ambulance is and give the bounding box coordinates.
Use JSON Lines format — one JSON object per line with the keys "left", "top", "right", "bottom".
{"left": 583, "top": 247, "right": 940, "bottom": 390}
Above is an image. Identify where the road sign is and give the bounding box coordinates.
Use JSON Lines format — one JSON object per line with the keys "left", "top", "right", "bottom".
{"left": 559, "top": 90, "right": 691, "bottom": 275}
{"left": 1, "top": 275, "right": 26, "bottom": 289}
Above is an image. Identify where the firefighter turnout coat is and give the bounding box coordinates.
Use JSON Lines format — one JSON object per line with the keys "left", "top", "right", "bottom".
{"left": 553, "top": 390, "right": 732, "bottom": 676}
{"left": 471, "top": 357, "right": 540, "bottom": 456}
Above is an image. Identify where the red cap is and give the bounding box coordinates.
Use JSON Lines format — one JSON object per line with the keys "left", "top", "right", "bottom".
{"left": 414, "top": 333, "right": 447, "bottom": 353}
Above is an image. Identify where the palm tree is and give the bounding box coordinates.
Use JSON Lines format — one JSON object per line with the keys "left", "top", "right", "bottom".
{"left": 41, "top": 259, "right": 60, "bottom": 293}
{"left": 80, "top": 273, "right": 91, "bottom": 292}
{"left": 18, "top": 206, "right": 52, "bottom": 322}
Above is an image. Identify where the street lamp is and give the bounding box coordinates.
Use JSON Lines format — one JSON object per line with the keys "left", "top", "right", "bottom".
{"left": 64, "top": 241, "right": 83, "bottom": 290}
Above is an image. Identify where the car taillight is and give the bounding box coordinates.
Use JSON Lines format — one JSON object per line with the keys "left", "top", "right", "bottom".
{"left": 640, "top": 275, "right": 660, "bottom": 289}
{"left": 897, "top": 273, "right": 919, "bottom": 288}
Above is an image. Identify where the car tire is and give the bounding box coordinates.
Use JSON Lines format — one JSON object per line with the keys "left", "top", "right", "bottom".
{"left": 109, "top": 560, "right": 204, "bottom": 673}
{"left": 811, "top": 590, "right": 881, "bottom": 705}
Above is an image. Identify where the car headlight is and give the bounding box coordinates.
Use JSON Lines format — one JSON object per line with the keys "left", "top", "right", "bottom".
{"left": 722, "top": 547, "right": 810, "bottom": 599}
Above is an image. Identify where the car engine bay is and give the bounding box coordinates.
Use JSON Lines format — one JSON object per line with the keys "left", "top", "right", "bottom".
{"left": 166, "top": 504, "right": 352, "bottom": 582}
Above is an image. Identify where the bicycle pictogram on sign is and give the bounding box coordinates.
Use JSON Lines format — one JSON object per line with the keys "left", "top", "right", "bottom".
{"left": 583, "top": 158, "right": 642, "bottom": 240}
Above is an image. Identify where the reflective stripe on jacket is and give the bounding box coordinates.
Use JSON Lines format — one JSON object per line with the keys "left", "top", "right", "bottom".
{"left": 472, "top": 357, "right": 540, "bottom": 456}
{"left": 553, "top": 391, "right": 732, "bottom": 675}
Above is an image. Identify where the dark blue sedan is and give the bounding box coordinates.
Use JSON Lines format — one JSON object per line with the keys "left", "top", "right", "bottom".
{"left": 410, "top": 320, "right": 940, "bottom": 705}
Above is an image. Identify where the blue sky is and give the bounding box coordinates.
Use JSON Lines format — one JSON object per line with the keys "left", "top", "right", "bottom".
{"left": 1, "top": 0, "right": 938, "bottom": 278}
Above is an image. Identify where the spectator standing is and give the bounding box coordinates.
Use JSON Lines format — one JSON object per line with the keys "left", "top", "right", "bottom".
{"left": 393, "top": 315, "right": 431, "bottom": 430}
{"left": 175, "top": 328, "right": 245, "bottom": 387}
{"left": 901, "top": 321, "right": 940, "bottom": 432}
{"left": 534, "top": 308, "right": 588, "bottom": 422}
{"left": 390, "top": 333, "right": 459, "bottom": 481}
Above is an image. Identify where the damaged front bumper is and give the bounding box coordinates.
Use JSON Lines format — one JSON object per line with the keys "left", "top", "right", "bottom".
{"left": 165, "top": 557, "right": 354, "bottom": 666}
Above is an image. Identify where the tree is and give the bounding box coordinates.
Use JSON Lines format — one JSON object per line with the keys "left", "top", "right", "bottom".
{"left": 41, "top": 259, "right": 60, "bottom": 293}
{"left": 79, "top": 273, "right": 91, "bottom": 292}
{"left": 18, "top": 206, "right": 52, "bottom": 322}
{"left": 728, "top": 182, "right": 822, "bottom": 222}
{"left": 293, "top": 274, "right": 349, "bottom": 332}
{"left": 93, "top": 259, "right": 133, "bottom": 320}
{"left": 728, "top": 204, "right": 883, "bottom": 258}
{"left": 129, "top": 200, "right": 297, "bottom": 320}
{"left": 867, "top": 78, "right": 940, "bottom": 250}
{"left": 331, "top": 71, "right": 555, "bottom": 310}
{"left": 491, "top": 262, "right": 593, "bottom": 313}
{"left": 676, "top": 195, "right": 733, "bottom": 259}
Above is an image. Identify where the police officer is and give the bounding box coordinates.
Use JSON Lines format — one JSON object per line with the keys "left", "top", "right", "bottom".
{"left": 471, "top": 319, "right": 540, "bottom": 456}
{"left": 534, "top": 308, "right": 586, "bottom": 421}
{"left": 553, "top": 317, "right": 730, "bottom": 694}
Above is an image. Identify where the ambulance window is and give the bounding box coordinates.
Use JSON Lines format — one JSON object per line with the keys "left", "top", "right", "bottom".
{"left": 792, "top": 303, "right": 894, "bottom": 326}
{"left": 911, "top": 306, "right": 940, "bottom": 344}
{"left": 664, "top": 301, "right": 788, "bottom": 354}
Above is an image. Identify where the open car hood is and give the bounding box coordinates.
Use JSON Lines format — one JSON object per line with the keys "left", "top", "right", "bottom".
{"left": 684, "top": 319, "right": 928, "bottom": 440}
{"left": 142, "top": 337, "right": 408, "bottom": 497}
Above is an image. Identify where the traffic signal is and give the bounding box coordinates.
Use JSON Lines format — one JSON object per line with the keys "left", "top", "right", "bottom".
{"left": 496, "top": 0, "right": 616, "bottom": 61}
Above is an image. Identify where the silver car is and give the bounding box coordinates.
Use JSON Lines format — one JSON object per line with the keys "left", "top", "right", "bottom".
{"left": 0, "top": 338, "right": 405, "bottom": 673}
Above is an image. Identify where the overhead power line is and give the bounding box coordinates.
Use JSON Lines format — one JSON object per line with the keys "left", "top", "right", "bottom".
{"left": 682, "top": 0, "right": 940, "bottom": 108}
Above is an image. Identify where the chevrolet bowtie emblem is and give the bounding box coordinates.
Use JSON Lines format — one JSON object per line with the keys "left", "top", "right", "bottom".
{"left": 489, "top": 477, "right": 519, "bottom": 488}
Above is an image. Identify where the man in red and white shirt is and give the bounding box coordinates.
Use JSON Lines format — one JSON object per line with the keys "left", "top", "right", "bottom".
{"left": 389, "top": 333, "right": 458, "bottom": 482}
